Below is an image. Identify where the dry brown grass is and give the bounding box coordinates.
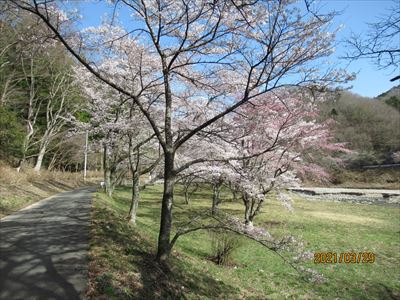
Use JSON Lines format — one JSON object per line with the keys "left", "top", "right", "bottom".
{"left": 0, "top": 164, "right": 102, "bottom": 185}
{"left": 0, "top": 163, "right": 102, "bottom": 218}
{"left": 304, "top": 168, "right": 400, "bottom": 189}
{"left": 336, "top": 169, "right": 400, "bottom": 189}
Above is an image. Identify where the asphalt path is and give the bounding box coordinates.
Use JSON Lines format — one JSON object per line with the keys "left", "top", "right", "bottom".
{"left": 0, "top": 187, "right": 95, "bottom": 300}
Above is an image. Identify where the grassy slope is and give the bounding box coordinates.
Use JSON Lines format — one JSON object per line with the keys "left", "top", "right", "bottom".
{"left": 333, "top": 169, "right": 400, "bottom": 189}
{"left": 88, "top": 185, "right": 400, "bottom": 299}
{"left": 0, "top": 164, "right": 100, "bottom": 218}
{"left": 303, "top": 168, "right": 400, "bottom": 189}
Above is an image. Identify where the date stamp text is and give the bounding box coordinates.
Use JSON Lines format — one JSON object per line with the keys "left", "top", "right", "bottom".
{"left": 314, "top": 252, "right": 376, "bottom": 264}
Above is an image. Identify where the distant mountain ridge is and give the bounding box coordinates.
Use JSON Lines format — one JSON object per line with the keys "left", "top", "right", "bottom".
{"left": 376, "top": 85, "right": 400, "bottom": 111}
{"left": 376, "top": 85, "right": 399, "bottom": 99}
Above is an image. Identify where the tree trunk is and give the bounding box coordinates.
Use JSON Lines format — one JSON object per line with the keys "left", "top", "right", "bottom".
{"left": 47, "top": 151, "right": 58, "bottom": 171}
{"left": 183, "top": 184, "right": 190, "bottom": 205}
{"left": 34, "top": 144, "right": 47, "bottom": 172}
{"left": 17, "top": 121, "right": 34, "bottom": 172}
{"left": 211, "top": 184, "right": 221, "bottom": 215}
{"left": 128, "top": 172, "right": 140, "bottom": 224}
{"left": 0, "top": 75, "right": 13, "bottom": 107}
{"left": 105, "top": 168, "right": 114, "bottom": 197}
{"left": 16, "top": 159, "right": 24, "bottom": 173}
{"left": 103, "top": 144, "right": 108, "bottom": 193}
{"left": 245, "top": 219, "right": 254, "bottom": 228}
{"left": 232, "top": 189, "right": 238, "bottom": 202}
{"left": 156, "top": 151, "right": 175, "bottom": 263}
{"left": 244, "top": 208, "right": 253, "bottom": 228}
{"left": 156, "top": 58, "right": 175, "bottom": 263}
{"left": 243, "top": 193, "right": 252, "bottom": 226}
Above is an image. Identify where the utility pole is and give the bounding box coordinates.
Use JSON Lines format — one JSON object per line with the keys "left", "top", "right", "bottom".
{"left": 84, "top": 130, "right": 88, "bottom": 182}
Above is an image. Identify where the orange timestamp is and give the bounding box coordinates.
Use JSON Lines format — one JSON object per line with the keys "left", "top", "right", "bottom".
{"left": 314, "top": 252, "right": 376, "bottom": 264}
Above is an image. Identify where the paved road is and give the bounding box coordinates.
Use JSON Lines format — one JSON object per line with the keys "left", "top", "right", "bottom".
{"left": 0, "top": 187, "right": 95, "bottom": 300}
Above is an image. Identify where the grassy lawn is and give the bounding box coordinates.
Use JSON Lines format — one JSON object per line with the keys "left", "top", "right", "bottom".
{"left": 88, "top": 184, "right": 400, "bottom": 299}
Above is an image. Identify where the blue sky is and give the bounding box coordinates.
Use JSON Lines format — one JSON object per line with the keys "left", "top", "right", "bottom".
{"left": 68, "top": 0, "right": 399, "bottom": 98}
{"left": 319, "top": 0, "right": 399, "bottom": 97}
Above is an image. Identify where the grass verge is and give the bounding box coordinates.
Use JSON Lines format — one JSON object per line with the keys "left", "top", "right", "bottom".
{"left": 88, "top": 185, "right": 400, "bottom": 299}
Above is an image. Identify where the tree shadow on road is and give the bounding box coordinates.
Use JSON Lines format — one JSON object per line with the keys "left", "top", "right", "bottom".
{"left": 0, "top": 190, "right": 92, "bottom": 299}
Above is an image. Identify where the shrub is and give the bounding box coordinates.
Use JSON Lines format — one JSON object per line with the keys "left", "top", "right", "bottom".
{"left": 209, "top": 229, "right": 242, "bottom": 266}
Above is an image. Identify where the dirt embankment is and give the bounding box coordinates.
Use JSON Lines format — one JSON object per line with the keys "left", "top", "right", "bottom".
{"left": 304, "top": 168, "right": 400, "bottom": 190}
{"left": 0, "top": 164, "right": 101, "bottom": 218}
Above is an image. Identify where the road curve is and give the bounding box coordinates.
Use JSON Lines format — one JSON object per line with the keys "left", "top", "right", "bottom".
{"left": 0, "top": 187, "right": 95, "bottom": 300}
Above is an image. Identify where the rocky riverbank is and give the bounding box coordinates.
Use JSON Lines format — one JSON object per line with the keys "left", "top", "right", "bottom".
{"left": 290, "top": 187, "right": 400, "bottom": 205}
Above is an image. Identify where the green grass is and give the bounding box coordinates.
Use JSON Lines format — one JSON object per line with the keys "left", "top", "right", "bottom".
{"left": 0, "top": 195, "right": 35, "bottom": 218}
{"left": 88, "top": 185, "right": 400, "bottom": 299}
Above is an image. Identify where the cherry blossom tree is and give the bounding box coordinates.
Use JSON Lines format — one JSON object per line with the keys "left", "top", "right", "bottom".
{"left": 230, "top": 89, "right": 349, "bottom": 226}
{"left": 77, "top": 67, "right": 129, "bottom": 196}
{"left": 176, "top": 89, "right": 348, "bottom": 227}
{"left": 77, "top": 63, "right": 160, "bottom": 200}
{"left": 8, "top": 0, "right": 353, "bottom": 263}
{"left": 177, "top": 162, "right": 236, "bottom": 212}
{"left": 77, "top": 53, "right": 162, "bottom": 225}
{"left": 174, "top": 114, "right": 240, "bottom": 211}
{"left": 127, "top": 129, "right": 161, "bottom": 224}
{"left": 177, "top": 172, "right": 199, "bottom": 205}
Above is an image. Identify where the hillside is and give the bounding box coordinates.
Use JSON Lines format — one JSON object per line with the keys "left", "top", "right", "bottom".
{"left": 376, "top": 85, "right": 400, "bottom": 111}
{"left": 376, "top": 85, "right": 400, "bottom": 99}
